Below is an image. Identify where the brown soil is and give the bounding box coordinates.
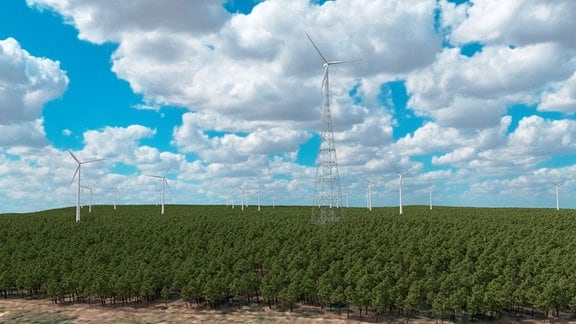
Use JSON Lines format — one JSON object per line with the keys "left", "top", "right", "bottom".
{"left": 2, "top": 298, "right": 570, "bottom": 323}
{"left": 0, "top": 298, "right": 411, "bottom": 323}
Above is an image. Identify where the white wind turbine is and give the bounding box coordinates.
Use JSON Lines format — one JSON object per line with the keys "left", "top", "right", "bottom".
{"left": 153, "top": 184, "right": 161, "bottom": 206}
{"left": 552, "top": 181, "right": 561, "bottom": 211}
{"left": 428, "top": 183, "right": 433, "bottom": 211}
{"left": 68, "top": 150, "right": 104, "bottom": 222}
{"left": 342, "top": 189, "right": 349, "bottom": 208}
{"left": 307, "top": 32, "right": 357, "bottom": 214}
{"left": 107, "top": 181, "right": 120, "bottom": 210}
{"left": 147, "top": 163, "right": 174, "bottom": 215}
{"left": 80, "top": 178, "right": 101, "bottom": 213}
{"left": 362, "top": 177, "right": 374, "bottom": 211}
{"left": 235, "top": 186, "right": 248, "bottom": 211}
{"left": 229, "top": 185, "right": 236, "bottom": 208}
{"left": 390, "top": 163, "right": 409, "bottom": 215}
{"left": 256, "top": 181, "right": 263, "bottom": 212}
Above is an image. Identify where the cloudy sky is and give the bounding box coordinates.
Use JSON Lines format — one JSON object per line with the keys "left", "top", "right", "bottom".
{"left": 1, "top": 0, "right": 576, "bottom": 213}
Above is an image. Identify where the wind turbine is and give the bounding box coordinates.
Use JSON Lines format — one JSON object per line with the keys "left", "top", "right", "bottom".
{"left": 107, "top": 181, "right": 120, "bottom": 210}
{"left": 80, "top": 178, "right": 101, "bottom": 213}
{"left": 342, "top": 189, "right": 349, "bottom": 208}
{"left": 68, "top": 150, "right": 104, "bottom": 222}
{"left": 153, "top": 184, "right": 161, "bottom": 206}
{"left": 235, "top": 186, "right": 248, "bottom": 211}
{"left": 362, "top": 177, "right": 374, "bottom": 211}
{"left": 428, "top": 183, "right": 433, "bottom": 211}
{"left": 390, "top": 163, "right": 409, "bottom": 215}
{"left": 552, "top": 181, "right": 561, "bottom": 211}
{"left": 229, "top": 185, "right": 237, "bottom": 208}
{"left": 256, "top": 181, "right": 263, "bottom": 212}
{"left": 147, "top": 163, "right": 174, "bottom": 215}
{"left": 307, "top": 32, "right": 356, "bottom": 216}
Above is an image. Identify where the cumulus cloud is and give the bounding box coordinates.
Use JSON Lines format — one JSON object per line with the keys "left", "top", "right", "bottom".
{"left": 26, "top": 0, "right": 229, "bottom": 43}
{"left": 449, "top": 0, "right": 576, "bottom": 47}
{"left": 406, "top": 43, "right": 573, "bottom": 127}
{"left": 0, "top": 38, "right": 68, "bottom": 124}
{"left": 3, "top": 0, "right": 576, "bottom": 211}
{"left": 539, "top": 71, "right": 576, "bottom": 114}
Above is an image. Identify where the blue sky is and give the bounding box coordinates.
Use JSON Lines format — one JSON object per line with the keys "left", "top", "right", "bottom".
{"left": 1, "top": 0, "right": 576, "bottom": 213}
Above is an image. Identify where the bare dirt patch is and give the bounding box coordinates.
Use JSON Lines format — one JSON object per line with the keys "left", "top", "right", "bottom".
{"left": 3, "top": 298, "right": 568, "bottom": 323}
{"left": 0, "top": 298, "right": 378, "bottom": 323}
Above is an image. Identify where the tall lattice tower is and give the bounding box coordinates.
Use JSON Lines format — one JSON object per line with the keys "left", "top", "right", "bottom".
{"left": 307, "top": 33, "right": 349, "bottom": 222}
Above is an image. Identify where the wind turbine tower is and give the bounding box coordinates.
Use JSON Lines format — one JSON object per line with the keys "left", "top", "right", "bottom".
{"left": 81, "top": 178, "right": 100, "bottom": 213}
{"left": 428, "top": 183, "right": 433, "bottom": 211}
{"left": 390, "top": 163, "right": 409, "bottom": 215}
{"left": 68, "top": 150, "right": 104, "bottom": 222}
{"left": 362, "top": 177, "right": 374, "bottom": 211}
{"left": 107, "top": 181, "right": 120, "bottom": 210}
{"left": 307, "top": 33, "right": 352, "bottom": 220}
{"left": 553, "top": 181, "right": 560, "bottom": 211}
{"left": 256, "top": 181, "right": 263, "bottom": 212}
{"left": 235, "top": 186, "right": 248, "bottom": 211}
{"left": 147, "top": 163, "right": 173, "bottom": 215}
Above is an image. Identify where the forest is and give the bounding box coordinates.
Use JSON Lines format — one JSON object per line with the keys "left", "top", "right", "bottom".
{"left": 1, "top": 205, "right": 575, "bottom": 321}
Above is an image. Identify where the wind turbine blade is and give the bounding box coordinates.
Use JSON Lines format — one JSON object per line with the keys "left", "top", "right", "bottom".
{"left": 68, "top": 149, "right": 80, "bottom": 163}
{"left": 92, "top": 178, "right": 101, "bottom": 188}
{"left": 70, "top": 166, "right": 80, "bottom": 187}
{"left": 82, "top": 158, "right": 105, "bottom": 164}
{"left": 163, "top": 178, "right": 171, "bottom": 191}
{"left": 306, "top": 32, "right": 328, "bottom": 64}
{"left": 389, "top": 162, "right": 400, "bottom": 174}
{"left": 165, "top": 162, "right": 175, "bottom": 176}
{"left": 328, "top": 59, "right": 361, "bottom": 66}
{"left": 146, "top": 175, "right": 163, "bottom": 179}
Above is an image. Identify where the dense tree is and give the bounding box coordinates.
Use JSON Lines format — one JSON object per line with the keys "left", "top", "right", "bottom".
{"left": 1, "top": 206, "right": 576, "bottom": 320}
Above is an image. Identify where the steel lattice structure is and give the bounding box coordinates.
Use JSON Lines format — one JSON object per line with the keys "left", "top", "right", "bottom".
{"left": 307, "top": 33, "right": 347, "bottom": 221}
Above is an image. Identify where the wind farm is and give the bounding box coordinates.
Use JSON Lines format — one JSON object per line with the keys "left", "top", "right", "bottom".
{"left": 3, "top": 0, "right": 576, "bottom": 323}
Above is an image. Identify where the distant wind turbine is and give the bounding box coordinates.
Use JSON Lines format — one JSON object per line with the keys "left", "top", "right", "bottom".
{"left": 107, "top": 181, "right": 120, "bottom": 210}
{"left": 390, "top": 163, "right": 409, "bottom": 215}
{"left": 235, "top": 186, "right": 248, "bottom": 211}
{"left": 256, "top": 181, "right": 263, "bottom": 212}
{"left": 342, "top": 189, "right": 349, "bottom": 208}
{"left": 552, "top": 181, "right": 561, "bottom": 211}
{"left": 68, "top": 150, "right": 104, "bottom": 222}
{"left": 362, "top": 177, "right": 374, "bottom": 211}
{"left": 147, "top": 163, "right": 174, "bottom": 215}
{"left": 80, "top": 178, "right": 101, "bottom": 213}
{"left": 229, "top": 185, "right": 236, "bottom": 208}
{"left": 428, "top": 183, "right": 433, "bottom": 211}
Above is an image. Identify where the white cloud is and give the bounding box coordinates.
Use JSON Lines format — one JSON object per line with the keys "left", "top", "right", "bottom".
{"left": 0, "top": 118, "right": 48, "bottom": 147}
{"left": 449, "top": 0, "right": 576, "bottom": 47}
{"left": 26, "top": 0, "right": 229, "bottom": 44}
{"left": 504, "top": 115, "right": 576, "bottom": 156}
{"left": 0, "top": 37, "right": 68, "bottom": 126}
{"left": 406, "top": 43, "right": 574, "bottom": 128}
{"left": 539, "top": 71, "right": 576, "bottom": 113}
{"left": 3, "top": 0, "right": 576, "bottom": 212}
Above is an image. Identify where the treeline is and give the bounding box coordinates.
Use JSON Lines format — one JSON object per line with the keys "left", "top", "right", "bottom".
{"left": 1, "top": 205, "right": 576, "bottom": 320}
